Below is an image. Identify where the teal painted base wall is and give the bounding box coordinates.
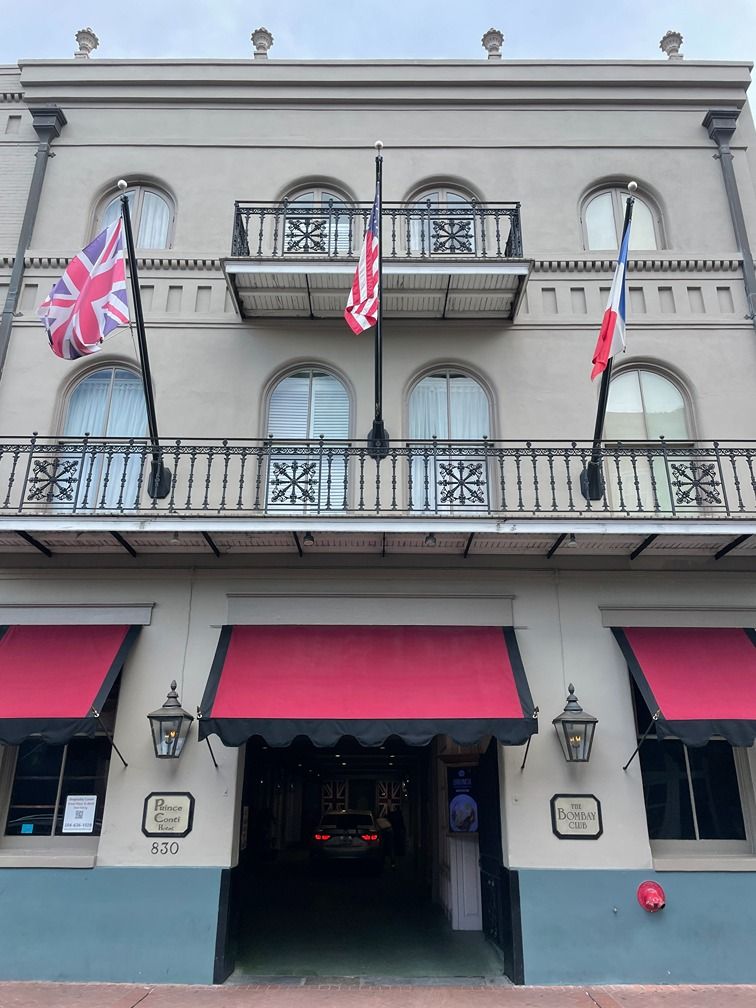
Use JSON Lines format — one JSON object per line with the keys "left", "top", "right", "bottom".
{"left": 0, "top": 867, "right": 225, "bottom": 984}
{"left": 519, "top": 869, "right": 756, "bottom": 985}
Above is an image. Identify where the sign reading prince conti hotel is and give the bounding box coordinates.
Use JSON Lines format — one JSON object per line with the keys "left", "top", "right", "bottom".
{"left": 142, "top": 792, "right": 195, "bottom": 838}
{"left": 550, "top": 794, "right": 603, "bottom": 840}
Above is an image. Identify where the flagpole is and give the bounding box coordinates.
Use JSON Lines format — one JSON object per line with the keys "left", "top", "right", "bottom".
{"left": 118, "top": 180, "right": 171, "bottom": 498}
{"left": 580, "top": 187, "right": 636, "bottom": 501}
{"left": 367, "top": 141, "right": 389, "bottom": 460}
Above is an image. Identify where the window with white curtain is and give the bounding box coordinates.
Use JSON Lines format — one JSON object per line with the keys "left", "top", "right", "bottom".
{"left": 63, "top": 368, "right": 147, "bottom": 509}
{"left": 100, "top": 185, "right": 173, "bottom": 249}
{"left": 408, "top": 372, "right": 491, "bottom": 511}
{"left": 282, "top": 186, "right": 352, "bottom": 256}
{"left": 266, "top": 369, "right": 350, "bottom": 511}
{"left": 583, "top": 188, "right": 662, "bottom": 251}
{"left": 605, "top": 369, "right": 691, "bottom": 513}
{"left": 408, "top": 186, "right": 477, "bottom": 256}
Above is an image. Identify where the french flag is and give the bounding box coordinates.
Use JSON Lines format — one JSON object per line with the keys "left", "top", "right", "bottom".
{"left": 591, "top": 213, "right": 632, "bottom": 381}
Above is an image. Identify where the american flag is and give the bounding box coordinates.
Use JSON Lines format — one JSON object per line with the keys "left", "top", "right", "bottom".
{"left": 39, "top": 219, "right": 130, "bottom": 360}
{"left": 344, "top": 192, "right": 380, "bottom": 333}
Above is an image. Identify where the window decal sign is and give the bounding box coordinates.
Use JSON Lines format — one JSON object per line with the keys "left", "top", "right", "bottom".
{"left": 550, "top": 794, "right": 603, "bottom": 839}
{"left": 142, "top": 792, "right": 195, "bottom": 838}
{"left": 62, "top": 794, "right": 97, "bottom": 834}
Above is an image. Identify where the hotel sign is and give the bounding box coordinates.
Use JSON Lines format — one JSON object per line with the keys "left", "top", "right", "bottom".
{"left": 550, "top": 794, "right": 603, "bottom": 840}
{"left": 142, "top": 792, "right": 195, "bottom": 837}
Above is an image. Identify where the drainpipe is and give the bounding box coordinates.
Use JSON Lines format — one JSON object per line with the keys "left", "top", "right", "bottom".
{"left": 0, "top": 105, "right": 67, "bottom": 377}
{"left": 703, "top": 109, "right": 756, "bottom": 327}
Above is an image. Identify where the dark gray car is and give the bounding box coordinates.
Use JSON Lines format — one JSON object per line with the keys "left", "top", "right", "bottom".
{"left": 310, "top": 809, "right": 383, "bottom": 872}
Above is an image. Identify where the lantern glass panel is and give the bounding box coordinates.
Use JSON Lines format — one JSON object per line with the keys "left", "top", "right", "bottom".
{"left": 150, "top": 713, "right": 191, "bottom": 758}
{"left": 557, "top": 719, "right": 596, "bottom": 762}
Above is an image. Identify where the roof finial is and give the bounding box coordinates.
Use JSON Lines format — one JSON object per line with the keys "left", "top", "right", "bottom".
{"left": 251, "top": 27, "right": 274, "bottom": 60}
{"left": 481, "top": 28, "right": 504, "bottom": 60}
{"left": 659, "top": 30, "right": 684, "bottom": 62}
{"left": 74, "top": 28, "right": 99, "bottom": 60}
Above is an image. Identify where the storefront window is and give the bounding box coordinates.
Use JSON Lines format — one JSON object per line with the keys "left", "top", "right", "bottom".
{"left": 632, "top": 679, "right": 747, "bottom": 843}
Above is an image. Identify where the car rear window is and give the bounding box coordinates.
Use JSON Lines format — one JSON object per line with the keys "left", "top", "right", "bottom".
{"left": 320, "top": 814, "right": 373, "bottom": 829}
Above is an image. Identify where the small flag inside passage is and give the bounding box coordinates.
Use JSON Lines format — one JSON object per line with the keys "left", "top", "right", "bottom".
{"left": 344, "top": 192, "right": 380, "bottom": 334}
{"left": 590, "top": 213, "right": 632, "bottom": 381}
{"left": 39, "top": 219, "right": 129, "bottom": 360}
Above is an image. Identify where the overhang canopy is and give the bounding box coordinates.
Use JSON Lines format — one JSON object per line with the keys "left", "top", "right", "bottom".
{"left": 613, "top": 626, "right": 756, "bottom": 747}
{"left": 0, "top": 624, "right": 140, "bottom": 745}
{"left": 223, "top": 260, "right": 531, "bottom": 321}
{"left": 199, "top": 625, "right": 537, "bottom": 747}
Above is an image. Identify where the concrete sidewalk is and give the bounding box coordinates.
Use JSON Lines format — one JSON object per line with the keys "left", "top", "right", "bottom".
{"left": 2, "top": 983, "right": 756, "bottom": 1008}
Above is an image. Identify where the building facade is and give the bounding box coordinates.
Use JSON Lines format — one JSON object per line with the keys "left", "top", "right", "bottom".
{"left": 0, "top": 33, "right": 756, "bottom": 986}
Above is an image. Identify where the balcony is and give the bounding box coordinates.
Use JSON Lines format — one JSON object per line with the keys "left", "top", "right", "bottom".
{"left": 223, "top": 200, "right": 530, "bottom": 321}
{"left": 0, "top": 437, "right": 755, "bottom": 561}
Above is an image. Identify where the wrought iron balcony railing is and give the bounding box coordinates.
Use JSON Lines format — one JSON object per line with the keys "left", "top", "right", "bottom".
{"left": 2, "top": 436, "right": 755, "bottom": 520}
{"left": 231, "top": 200, "right": 524, "bottom": 260}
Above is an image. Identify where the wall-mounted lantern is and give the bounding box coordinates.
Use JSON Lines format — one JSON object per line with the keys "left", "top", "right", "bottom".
{"left": 147, "top": 681, "right": 194, "bottom": 758}
{"left": 552, "top": 684, "right": 598, "bottom": 763}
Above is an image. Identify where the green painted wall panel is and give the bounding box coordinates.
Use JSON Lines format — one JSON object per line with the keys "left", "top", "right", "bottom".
{"left": 0, "top": 867, "right": 224, "bottom": 983}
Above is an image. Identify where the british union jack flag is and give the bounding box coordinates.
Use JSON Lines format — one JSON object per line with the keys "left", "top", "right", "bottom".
{"left": 38, "top": 219, "right": 130, "bottom": 360}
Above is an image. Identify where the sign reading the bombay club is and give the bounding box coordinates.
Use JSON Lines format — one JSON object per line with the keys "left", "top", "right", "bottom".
{"left": 142, "top": 792, "right": 195, "bottom": 838}
{"left": 550, "top": 794, "right": 603, "bottom": 840}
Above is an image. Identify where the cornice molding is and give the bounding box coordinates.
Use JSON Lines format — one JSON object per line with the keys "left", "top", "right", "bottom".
{"left": 533, "top": 257, "right": 743, "bottom": 273}
{"left": 1, "top": 254, "right": 223, "bottom": 271}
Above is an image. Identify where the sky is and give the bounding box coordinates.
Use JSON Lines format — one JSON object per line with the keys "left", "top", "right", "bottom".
{"left": 0, "top": 0, "right": 754, "bottom": 63}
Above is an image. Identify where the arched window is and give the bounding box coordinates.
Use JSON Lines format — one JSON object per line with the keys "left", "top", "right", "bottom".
{"left": 64, "top": 367, "right": 147, "bottom": 509}
{"left": 605, "top": 368, "right": 691, "bottom": 513}
{"left": 408, "top": 185, "right": 478, "bottom": 256}
{"left": 99, "top": 184, "right": 173, "bottom": 249}
{"left": 583, "top": 188, "right": 662, "bottom": 251}
{"left": 266, "top": 369, "right": 350, "bottom": 511}
{"left": 282, "top": 185, "right": 352, "bottom": 256}
{"left": 408, "top": 371, "right": 491, "bottom": 511}
{"left": 605, "top": 369, "right": 688, "bottom": 441}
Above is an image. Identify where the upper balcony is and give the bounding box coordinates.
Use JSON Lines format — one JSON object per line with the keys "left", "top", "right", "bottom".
{"left": 222, "top": 200, "right": 530, "bottom": 322}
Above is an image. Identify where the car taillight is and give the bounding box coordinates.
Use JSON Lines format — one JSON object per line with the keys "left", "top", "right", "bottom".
{"left": 314, "top": 833, "right": 331, "bottom": 841}
{"left": 361, "top": 833, "right": 379, "bottom": 842}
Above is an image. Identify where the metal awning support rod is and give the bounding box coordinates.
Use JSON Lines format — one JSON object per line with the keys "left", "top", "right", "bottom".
{"left": 196, "top": 708, "right": 219, "bottom": 768}
{"left": 91, "top": 706, "right": 128, "bottom": 768}
{"left": 622, "top": 709, "right": 660, "bottom": 771}
{"left": 202, "top": 531, "right": 221, "bottom": 557}
{"left": 16, "top": 530, "right": 52, "bottom": 557}
{"left": 546, "top": 533, "right": 566, "bottom": 559}
{"left": 111, "top": 531, "right": 137, "bottom": 557}
{"left": 630, "top": 534, "right": 657, "bottom": 560}
{"left": 520, "top": 707, "right": 539, "bottom": 771}
{"left": 715, "top": 534, "right": 751, "bottom": 560}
